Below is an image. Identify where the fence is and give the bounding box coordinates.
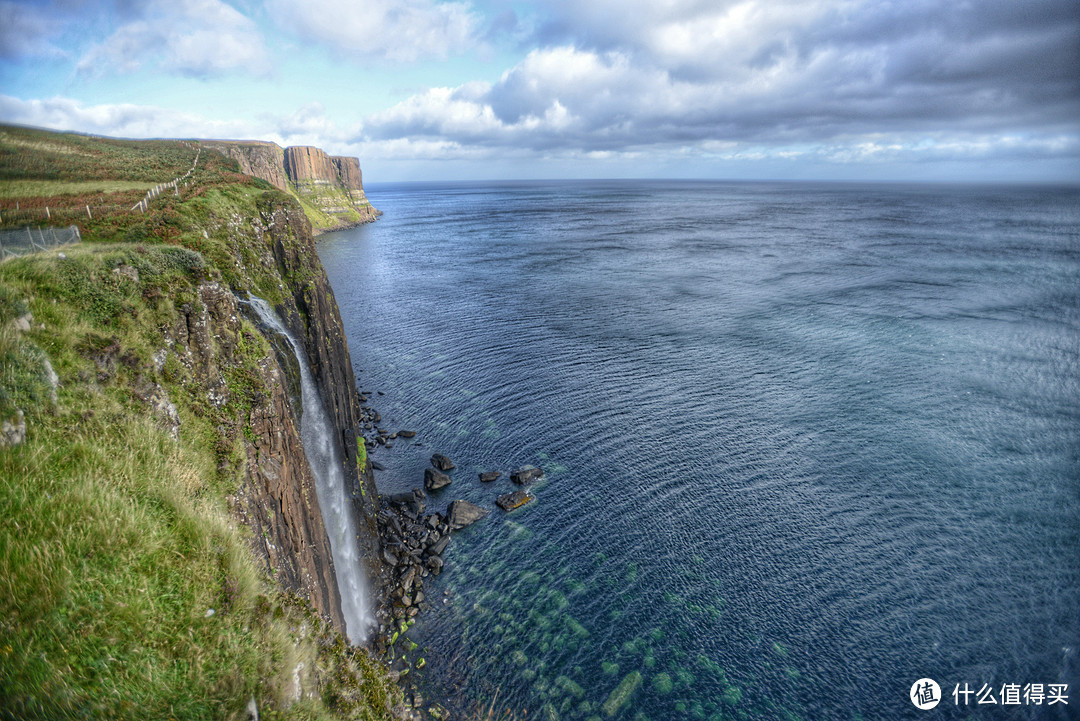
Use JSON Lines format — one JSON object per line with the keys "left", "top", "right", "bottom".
{"left": 0, "top": 225, "right": 81, "bottom": 261}
{"left": 131, "top": 147, "right": 202, "bottom": 213}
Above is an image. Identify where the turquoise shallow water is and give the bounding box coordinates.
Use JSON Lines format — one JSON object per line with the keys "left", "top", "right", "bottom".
{"left": 319, "top": 181, "right": 1080, "bottom": 720}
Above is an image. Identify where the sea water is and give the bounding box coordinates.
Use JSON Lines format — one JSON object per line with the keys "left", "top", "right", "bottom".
{"left": 319, "top": 181, "right": 1079, "bottom": 720}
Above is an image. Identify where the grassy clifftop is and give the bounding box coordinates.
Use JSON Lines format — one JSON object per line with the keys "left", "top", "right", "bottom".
{"left": 0, "top": 126, "right": 398, "bottom": 720}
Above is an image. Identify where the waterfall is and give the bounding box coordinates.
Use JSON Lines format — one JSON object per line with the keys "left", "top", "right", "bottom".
{"left": 244, "top": 296, "right": 372, "bottom": 643}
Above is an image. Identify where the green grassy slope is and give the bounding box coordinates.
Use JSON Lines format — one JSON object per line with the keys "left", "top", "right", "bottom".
{"left": 0, "top": 126, "right": 399, "bottom": 721}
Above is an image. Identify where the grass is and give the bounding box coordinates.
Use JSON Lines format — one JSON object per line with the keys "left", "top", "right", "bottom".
{"left": 0, "top": 180, "right": 156, "bottom": 198}
{"left": 0, "top": 127, "right": 400, "bottom": 720}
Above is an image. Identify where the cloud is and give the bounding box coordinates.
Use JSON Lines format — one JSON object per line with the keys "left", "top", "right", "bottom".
{"left": 76, "top": 0, "right": 272, "bottom": 78}
{"left": 356, "top": 0, "right": 1079, "bottom": 166}
{"left": 0, "top": 1, "right": 66, "bottom": 59}
{"left": 268, "top": 0, "right": 478, "bottom": 63}
{"left": 0, "top": 94, "right": 258, "bottom": 139}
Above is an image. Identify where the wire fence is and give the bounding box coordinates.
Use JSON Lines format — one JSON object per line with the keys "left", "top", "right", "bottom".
{"left": 0, "top": 143, "right": 205, "bottom": 228}
{"left": 0, "top": 225, "right": 81, "bottom": 261}
{"left": 131, "top": 147, "right": 202, "bottom": 213}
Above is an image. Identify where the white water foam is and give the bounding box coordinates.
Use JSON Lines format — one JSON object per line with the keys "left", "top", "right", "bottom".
{"left": 245, "top": 296, "right": 372, "bottom": 643}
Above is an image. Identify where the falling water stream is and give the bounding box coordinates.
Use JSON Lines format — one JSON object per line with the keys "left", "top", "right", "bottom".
{"left": 245, "top": 295, "right": 372, "bottom": 643}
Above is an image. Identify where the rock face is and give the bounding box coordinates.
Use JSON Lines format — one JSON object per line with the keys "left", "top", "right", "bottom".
{"left": 203, "top": 141, "right": 380, "bottom": 233}
{"left": 163, "top": 280, "right": 345, "bottom": 629}
{"left": 447, "top": 500, "right": 490, "bottom": 530}
{"left": 203, "top": 141, "right": 288, "bottom": 191}
{"left": 331, "top": 156, "right": 363, "bottom": 191}
{"left": 254, "top": 197, "right": 384, "bottom": 605}
{"left": 284, "top": 146, "right": 338, "bottom": 184}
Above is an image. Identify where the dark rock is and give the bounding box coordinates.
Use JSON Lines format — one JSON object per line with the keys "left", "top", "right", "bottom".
{"left": 371, "top": 461, "right": 386, "bottom": 471}
{"left": 431, "top": 535, "right": 451, "bottom": 555}
{"left": 430, "top": 453, "right": 455, "bottom": 471}
{"left": 388, "top": 492, "right": 415, "bottom": 506}
{"left": 383, "top": 548, "right": 399, "bottom": 566}
{"left": 496, "top": 489, "right": 533, "bottom": 511}
{"left": 478, "top": 471, "right": 501, "bottom": 483}
{"left": 424, "top": 467, "right": 451, "bottom": 491}
{"left": 447, "top": 500, "right": 490, "bottom": 530}
{"left": 510, "top": 465, "right": 544, "bottom": 484}
{"left": 398, "top": 430, "right": 417, "bottom": 438}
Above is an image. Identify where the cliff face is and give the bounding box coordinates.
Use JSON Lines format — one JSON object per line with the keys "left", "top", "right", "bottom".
{"left": 331, "top": 156, "right": 363, "bottom": 192}
{"left": 0, "top": 128, "right": 403, "bottom": 718}
{"left": 166, "top": 280, "right": 346, "bottom": 629}
{"left": 203, "top": 141, "right": 289, "bottom": 192}
{"left": 283, "top": 145, "right": 337, "bottom": 184}
{"left": 283, "top": 146, "right": 381, "bottom": 229}
{"left": 254, "top": 195, "right": 384, "bottom": 591}
{"left": 205, "top": 141, "right": 381, "bottom": 233}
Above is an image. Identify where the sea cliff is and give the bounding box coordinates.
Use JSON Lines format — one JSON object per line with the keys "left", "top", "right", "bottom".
{"left": 203, "top": 141, "right": 381, "bottom": 233}
{"left": 0, "top": 126, "right": 397, "bottom": 719}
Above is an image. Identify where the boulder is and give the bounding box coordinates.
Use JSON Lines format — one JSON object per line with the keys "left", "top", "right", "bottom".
{"left": 496, "top": 489, "right": 533, "bottom": 511}
{"left": 430, "top": 453, "right": 455, "bottom": 471}
{"left": 424, "top": 467, "right": 451, "bottom": 491}
{"left": 430, "top": 535, "right": 451, "bottom": 555}
{"left": 398, "top": 430, "right": 417, "bottom": 438}
{"left": 447, "top": 500, "right": 490, "bottom": 530}
{"left": 510, "top": 465, "right": 544, "bottom": 484}
{"left": 478, "top": 471, "right": 501, "bottom": 483}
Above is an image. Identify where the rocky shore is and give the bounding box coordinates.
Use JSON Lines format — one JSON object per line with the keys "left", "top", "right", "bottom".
{"left": 353, "top": 391, "right": 544, "bottom": 718}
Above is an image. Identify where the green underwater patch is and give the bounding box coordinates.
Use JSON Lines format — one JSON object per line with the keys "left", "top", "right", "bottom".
{"left": 602, "top": 671, "right": 642, "bottom": 717}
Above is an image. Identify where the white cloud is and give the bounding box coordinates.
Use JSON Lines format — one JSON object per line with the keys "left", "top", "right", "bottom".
{"left": 268, "top": 0, "right": 479, "bottom": 63}
{"left": 0, "top": 94, "right": 258, "bottom": 140}
{"left": 77, "top": 0, "right": 271, "bottom": 78}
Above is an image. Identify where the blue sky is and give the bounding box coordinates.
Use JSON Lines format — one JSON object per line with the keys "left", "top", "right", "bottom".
{"left": 1, "top": 0, "right": 1078, "bottom": 183}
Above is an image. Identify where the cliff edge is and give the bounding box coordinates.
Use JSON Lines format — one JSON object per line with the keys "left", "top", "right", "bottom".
{"left": 203, "top": 140, "right": 381, "bottom": 234}
{"left": 0, "top": 125, "right": 398, "bottom": 720}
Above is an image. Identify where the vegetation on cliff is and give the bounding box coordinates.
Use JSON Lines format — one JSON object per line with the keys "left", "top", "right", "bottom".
{"left": 0, "top": 126, "right": 396, "bottom": 720}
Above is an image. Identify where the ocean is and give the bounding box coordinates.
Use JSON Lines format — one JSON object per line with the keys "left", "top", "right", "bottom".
{"left": 318, "top": 180, "right": 1080, "bottom": 720}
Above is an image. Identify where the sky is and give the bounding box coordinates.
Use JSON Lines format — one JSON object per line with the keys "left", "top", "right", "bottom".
{"left": 0, "top": 0, "right": 1078, "bottom": 183}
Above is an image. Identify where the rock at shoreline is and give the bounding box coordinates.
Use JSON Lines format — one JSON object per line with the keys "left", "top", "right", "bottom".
{"left": 370, "top": 461, "right": 386, "bottom": 471}
{"left": 430, "top": 453, "right": 455, "bottom": 471}
{"left": 388, "top": 488, "right": 427, "bottom": 515}
{"left": 496, "top": 489, "right": 533, "bottom": 511}
{"left": 424, "top": 467, "right": 451, "bottom": 491}
{"left": 478, "top": 471, "right": 501, "bottom": 483}
{"left": 397, "top": 430, "right": 417, "bottom": 438}
{"left": 510, "top": 465, "right": 544, "bottom": 485}
{"left": 447, "top": 500, "right": 490, "bottom": 530}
